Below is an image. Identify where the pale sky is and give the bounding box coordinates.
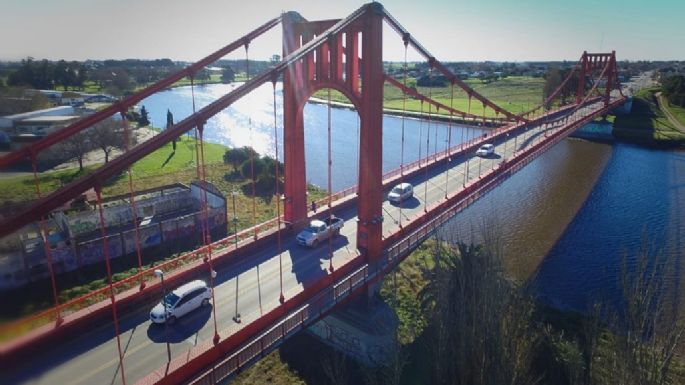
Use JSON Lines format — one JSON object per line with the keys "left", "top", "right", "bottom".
{"left": 2, "top": 0, "right": 683, "bottom": 62}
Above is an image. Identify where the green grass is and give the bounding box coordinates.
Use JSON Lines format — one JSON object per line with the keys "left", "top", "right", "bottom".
{"left": 613, "top": 88, "right": 685, "bottom": 145}
{"left": 54, "top": 81, "right": 103, "bottom": 94}
{"left": 314, "top": 76, "right": 546, "bottom": 118}
{"left": 0, "top": 166, "right": 98, "bottom": 205}
{"left": 379, "top": 240, "right": 437, "bottom": 345}
{"left": 660, "top": 96, "right": 685, "bottom": 129}
{"left": 232, "top": 350, "right": 305, "bottom": 385}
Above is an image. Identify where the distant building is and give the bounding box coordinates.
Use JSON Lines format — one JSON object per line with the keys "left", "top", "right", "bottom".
{"left": 0, "top": 105, "right": 76, "bottom": 130}
{"left": 60, "top": 91, "right": 85, "bottom": 107}
{"left": 13, "top": 115, "right": 80, "bottom": 136}
{"left": 84, "top": 94, "right": 117, "bottom": 103}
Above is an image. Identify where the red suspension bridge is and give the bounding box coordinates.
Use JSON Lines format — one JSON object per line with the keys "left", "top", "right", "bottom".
{"left": 0, "top": 2, "right": 626, "bottom": 385}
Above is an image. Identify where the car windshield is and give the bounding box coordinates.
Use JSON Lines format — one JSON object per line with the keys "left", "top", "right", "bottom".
{"left": 164, "top": 293, "right": 180, "bottom": 306}
{"left": 303, "top": 226, "right": 317, "bottom": 233}
{"left": 391, "top": 186, "right": 402, "bottom": 194}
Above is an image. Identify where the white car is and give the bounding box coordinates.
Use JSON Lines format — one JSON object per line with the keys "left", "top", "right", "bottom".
{"left": 388, "top": 182, "right": 413, "bottom": 204}
{"left": 475, "top": 143, "right": 495, "bottom": 157}
{"left": 150, "top": 280, "right": 212, "bottom": 324}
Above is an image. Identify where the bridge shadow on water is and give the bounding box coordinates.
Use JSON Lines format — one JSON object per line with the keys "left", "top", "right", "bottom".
{"left": 146, "top": 305, "right": 212, "bottom": 344}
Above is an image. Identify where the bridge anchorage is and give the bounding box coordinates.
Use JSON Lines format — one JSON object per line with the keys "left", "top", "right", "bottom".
{"left": 0, "top": 2, "right": 626, "bottom": 385}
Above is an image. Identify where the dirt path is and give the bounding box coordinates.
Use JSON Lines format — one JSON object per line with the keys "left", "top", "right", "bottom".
{"left": 656, "top": 92, "right": 685, "bottom": 134}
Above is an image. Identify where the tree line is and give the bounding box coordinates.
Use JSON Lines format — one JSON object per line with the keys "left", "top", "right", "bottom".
{"left": 662, "top": 75, "right": 685, "bottom": 107}
{"left": 7, "top": 58, "right": 87, "bottom": 90}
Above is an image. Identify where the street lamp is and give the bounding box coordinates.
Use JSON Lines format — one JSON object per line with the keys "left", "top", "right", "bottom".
{"left": 208, "top": 267, "right": 220, "bottom": 344}
{"left": 233, "top": 272, "right": 241, "bottom": 323}
{"left": 154, "top": 269, "right": 171, "bottom": 363}
{"left": 231, "top": 190, "right": 238, "bottom": 250}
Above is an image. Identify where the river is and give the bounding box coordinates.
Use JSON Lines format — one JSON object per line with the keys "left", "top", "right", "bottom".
{"left": 141, "top": 83, "right": 685, "bottom": 312}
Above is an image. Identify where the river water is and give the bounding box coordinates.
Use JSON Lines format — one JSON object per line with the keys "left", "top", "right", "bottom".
{"left": 141, "top": 83, "right": 685, "bottom": 312}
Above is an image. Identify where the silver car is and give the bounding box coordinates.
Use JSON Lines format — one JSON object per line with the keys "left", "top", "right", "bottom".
{"left": 150, "top": 280, "right": 212, "bottom": 324}
{"left": 388, "top": 182, "right": 413, "bottom": 204}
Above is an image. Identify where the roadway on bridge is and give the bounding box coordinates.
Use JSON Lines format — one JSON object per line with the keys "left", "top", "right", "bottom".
{"left": 3, "top": 100, "right": 608, "bottom": 385}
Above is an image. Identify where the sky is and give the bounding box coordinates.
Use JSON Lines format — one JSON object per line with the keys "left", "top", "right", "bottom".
{"left": 1, "top": 0, "right": 684, "bottom": 63}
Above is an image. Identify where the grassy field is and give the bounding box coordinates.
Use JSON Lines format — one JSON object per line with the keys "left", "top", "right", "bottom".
{"left": 613, "top": 87, "right": 685, "bottom": 145}
{"left": 660, "top": 95, "right": 685, "bottom": 128}
{"left": 54, "top": 81, "right": 103, "bottom": 94}
{"left": 314, "top": 76, "right": 546, "bottom": 118}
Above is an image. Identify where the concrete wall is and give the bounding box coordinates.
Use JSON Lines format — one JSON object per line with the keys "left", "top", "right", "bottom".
{"left": 0, "top": 183, "right": 226, "bottom": 290}
{"left": 66, "top": 189, "right": 193, "bottom": 238}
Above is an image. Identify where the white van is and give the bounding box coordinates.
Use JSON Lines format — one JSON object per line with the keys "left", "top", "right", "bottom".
{"left": 150, "top": 280, "right": 212, "bottom": 324}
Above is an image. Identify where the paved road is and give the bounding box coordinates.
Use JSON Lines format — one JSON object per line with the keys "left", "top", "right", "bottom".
{"left": 2, "top": 99, "right": 614, "bottom": 385}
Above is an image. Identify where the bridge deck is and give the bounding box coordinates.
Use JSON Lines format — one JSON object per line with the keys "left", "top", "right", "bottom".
{"left": 2, "top": 99, "right": 619, "bottom": 385}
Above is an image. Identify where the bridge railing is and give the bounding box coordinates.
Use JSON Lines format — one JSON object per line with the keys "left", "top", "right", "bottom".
{"left": 187, "top": 263, "right": 369, "bottom": 385}
{"left": 0, "top": 216, "right": 286, "bottom": 341}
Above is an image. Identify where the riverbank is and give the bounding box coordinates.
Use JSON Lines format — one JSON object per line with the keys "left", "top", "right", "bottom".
{"left": 309, "top": 96, "right": 502, "bottom": 128}
{"left": 613, "top": 88, "right": 685, "bottom": 147}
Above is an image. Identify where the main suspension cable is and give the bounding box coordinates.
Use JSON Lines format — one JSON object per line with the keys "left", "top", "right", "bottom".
{"left": 30, "top": 155, "right": 62, "bottom": 326}
{"left": 121, "top": 112, "right": 145, "bottom": 290}
{"left": 94, "top": 186, "right": 127, "bottom": 385}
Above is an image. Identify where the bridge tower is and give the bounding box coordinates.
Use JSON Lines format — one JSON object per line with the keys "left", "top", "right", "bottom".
{"left": 576, "top": 51, "right": 617, "bottom": 108}
{"left": 282, "top": 3, "right": 385, "bottom": 260}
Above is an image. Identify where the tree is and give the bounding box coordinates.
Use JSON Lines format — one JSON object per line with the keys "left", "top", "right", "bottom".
{"left": 221, "top": 66, "right": 235, "bottom": 83}
{"left": 419, "top": 237, "right": 541, "bottom": 385}
{"left": 223, "top": 146, "right": 257, "bottom": 173}
{"left": 596, "top": 243, "right": 685, "bottom": 385}
{"left": 195, "top": 69, "right": 211, "bottom": 81}
{"left": 166, "top": 109, "right": 176, "bottom": 151}
{"left": 662, "top": 75, "right": 685, "bottom": 107}
{"left": 0, "top": 87, "right": 50, "bottom": 115}
{"left": 58, "top": 131, "right": 91, "bottom": 171}
{"left": 89, "top": 119, "right": 127, "bottom": 163}
{"left": 543, "top": 66, "right": 580, "bottom": 107}
{"left": 54, "top": 60, "right": 69, "bottom": 90}
{"left": 138, "top": 105, "right": 150, "bottom": 127}
{"left": 240, "top": 156, "right": 266, "bottom": 181}
{"left": 76, "top": 63, "right": 88, "bottom": 90}
{"left": 543, "top": 67, "right": 563, "bottom": 108}
{"left": 108, "top": 69, "right": 132, "bottom": 95}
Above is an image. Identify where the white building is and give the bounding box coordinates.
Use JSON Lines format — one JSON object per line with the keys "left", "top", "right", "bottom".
{"left": 0, "top": 106, "right": 76, "bottom": 130}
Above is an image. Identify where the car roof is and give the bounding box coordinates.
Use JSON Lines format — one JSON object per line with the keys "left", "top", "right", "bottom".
{"left": 172, "top": 280, "right": 207, "bottom": 296}
{"left": 310, "top": 219, "right": 326, "bottom": 227}
{"left": 395, "top": 182, "right": 412, "bottom": 189}
{"left": 481, "top": 143, "right": 494, "bottom": 148}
